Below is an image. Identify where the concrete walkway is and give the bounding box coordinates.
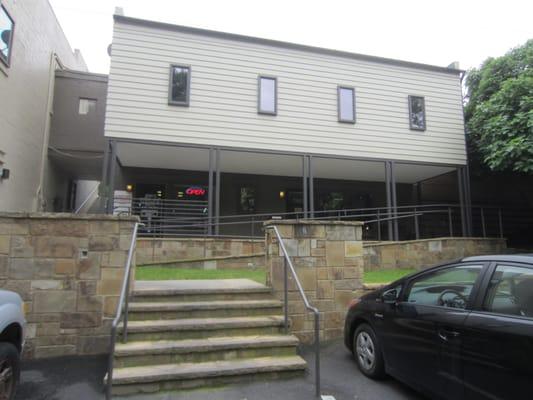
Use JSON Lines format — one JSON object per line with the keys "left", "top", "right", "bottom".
{"left": 17, "top": 340, "right": 426, "bottom": 400}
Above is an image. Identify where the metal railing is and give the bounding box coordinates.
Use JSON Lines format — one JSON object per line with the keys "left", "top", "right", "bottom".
{"left": 111, "top": 199, "right": 531, "bottom": 245}
{"left": 105, "top": 222, "right": 142, "bottom": 400}
{"left": 266, "top": 225, "right": 321, "bottom": 398}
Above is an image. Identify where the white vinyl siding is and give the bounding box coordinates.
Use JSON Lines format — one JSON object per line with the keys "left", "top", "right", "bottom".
{"left": 105, "top": 21, "right": 467, "bottom": 165}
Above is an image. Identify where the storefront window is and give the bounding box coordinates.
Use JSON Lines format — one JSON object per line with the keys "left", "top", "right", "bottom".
{"left": 239, "top": 187, "right": 256, "bottom": 213}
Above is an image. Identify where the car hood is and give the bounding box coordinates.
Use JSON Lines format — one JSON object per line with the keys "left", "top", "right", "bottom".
{"left": 0, "top": 290, "right": 23, "bottom": 307}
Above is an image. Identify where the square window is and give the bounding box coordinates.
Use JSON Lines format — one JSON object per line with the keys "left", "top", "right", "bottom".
{"left": 0, "top": 5, "right": 15, "bottom": 67}
{"left": 338, "top": 86, "right": 355, "bottom": 123}
{"left": 78, "top": 98, "right": 97, "bottom": 115}
{"left": 169, "top": 65, "right": 191, "bottom": 106}
{"left": 408, "top": 95, "right": 426, "bottom": 131}
{"left": 258, "top": 76, "right": 277, "bottom": 115}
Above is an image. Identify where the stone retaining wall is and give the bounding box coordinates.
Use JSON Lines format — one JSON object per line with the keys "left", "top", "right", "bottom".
{"left": 364, "top": 237, "right": 507, "bottom": 271}
{"left": 0, "top": 212, "right": 137, "bottom": 359}
{"left": 265, "top": 220, "right": 364, "bottom": 344}
{"left": 136, "top": 238, "right": 265, "bottom": 265}
{"left": 144, "top": 254, "right": 265, "bottom": 270}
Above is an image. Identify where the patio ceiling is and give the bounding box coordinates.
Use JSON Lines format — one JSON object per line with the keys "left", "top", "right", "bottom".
{"left": 115, "top": 142, "right": 456, "bottom": 184}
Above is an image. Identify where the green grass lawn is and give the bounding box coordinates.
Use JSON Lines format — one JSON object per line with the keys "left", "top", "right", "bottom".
{"left": 136, "top": 266, "right": 267, "bottom": 284}
{"left": 364, "top": 268, "right": 416, "bottom": 284}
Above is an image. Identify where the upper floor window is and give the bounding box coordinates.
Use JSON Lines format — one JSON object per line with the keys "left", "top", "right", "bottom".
{"left": 258, "top": 76, "right": 277, "bottom": 115}
{"left": 169, "top": 65, "right": 191, "bottom": 106}
{"left": 79, "top": 98, "right": 97, "bottom": 115}
{"left": 338, "top": 86, "right": 355, "bottom": 123}
{"left": 408, "top": 95, "right": 426, "bottom": 131}
{"left": 0, "top": 4, "right": 15, "bottom": 67}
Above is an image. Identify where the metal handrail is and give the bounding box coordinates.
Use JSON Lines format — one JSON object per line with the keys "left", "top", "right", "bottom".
{"left": 105, "top": 222, "right": 142, "bottom": 400}
{"left": 266, "top": 225, "right": 321, "bottom": 398}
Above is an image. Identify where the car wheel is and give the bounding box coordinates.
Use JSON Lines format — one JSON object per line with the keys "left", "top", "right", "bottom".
{"left": 0, "top": 343, "right": 19, "bottom": 400}
{"left": 353, "top": 323, "right": 385, "bottom": 379}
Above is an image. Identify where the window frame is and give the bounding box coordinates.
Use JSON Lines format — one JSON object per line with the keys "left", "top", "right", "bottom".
{"left": 337, "top": 86, "right": 356, "bottom": 124}
{"left": 400, "top": 262, "right": 487, "bottom": 310}
{"left": 0, "top": 4, "right": 15, "bottom": 68}
{"left": 257, "top": 75, "right": 277, "bottom": 115}
{"left": 408, "top": 95, "right": 427, "bottom": 131}
{"left": 78, "top": 98, "right": 97, "bottom": 115}
{"left": 475, "top": 262, "right": 533, "bottom": 320}
{"left": 168, "top": 64, "right": 191, "bottom": 107}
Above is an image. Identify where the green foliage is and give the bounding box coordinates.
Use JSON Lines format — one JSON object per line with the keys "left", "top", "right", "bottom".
{"left": 465, "top": 40, "right": 533, "bottom": 173}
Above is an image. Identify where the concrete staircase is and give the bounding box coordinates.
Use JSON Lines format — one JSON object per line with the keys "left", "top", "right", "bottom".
{"left": 109, "top": 279, "right": 306, "bottom": 396}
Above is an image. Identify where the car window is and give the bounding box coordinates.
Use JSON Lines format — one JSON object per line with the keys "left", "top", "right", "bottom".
{"left": 484, "top": 264, "right": 533, "bottom": 318}
{"left": 405, "top": 264, "right": 484, "bottom": 309}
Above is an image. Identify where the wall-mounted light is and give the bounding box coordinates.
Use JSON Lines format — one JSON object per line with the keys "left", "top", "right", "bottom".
{"left": 126, "top": 184, "right": 133, "bottom": 192}
{"left": 279, "top": 191, "right": 285, "bottom": 199}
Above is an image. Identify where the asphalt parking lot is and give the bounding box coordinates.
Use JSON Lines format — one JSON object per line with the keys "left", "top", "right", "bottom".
{"left": 16, "top": 340, "right": 425, "bottom": 400}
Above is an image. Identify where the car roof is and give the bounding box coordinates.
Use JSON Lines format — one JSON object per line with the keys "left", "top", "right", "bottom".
{"left": 461, "top": 254, "right": 533, "bottom": 264}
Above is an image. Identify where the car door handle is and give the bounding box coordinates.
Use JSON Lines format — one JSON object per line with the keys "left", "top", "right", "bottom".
{"left": 438, "top": 329, "right": 461, "bottom": 341}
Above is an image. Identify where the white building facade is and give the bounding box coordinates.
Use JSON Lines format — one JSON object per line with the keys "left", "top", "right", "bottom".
{"left": 103, "top": 14, "right": 472, "bottom": 240}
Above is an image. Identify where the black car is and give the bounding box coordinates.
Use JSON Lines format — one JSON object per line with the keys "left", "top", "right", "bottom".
{"left": 344, "top": 255, "right": 533, "bottom": 400}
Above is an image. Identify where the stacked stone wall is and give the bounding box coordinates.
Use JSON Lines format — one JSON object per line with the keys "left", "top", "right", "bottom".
{"left": 0, "top": 213, "right": 137, "bottom": 359}
{"left": 363, "top": 237, "right": 507, "bottom": 271}
{"left": 265, "top": 220, "right": 364, "bottom": 344}
{"left": 136, "top": 238, "right": 265, "bottom": 265}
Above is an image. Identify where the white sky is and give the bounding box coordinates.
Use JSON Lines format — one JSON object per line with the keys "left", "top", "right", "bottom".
{"left": 48, "top": 0, "right": 533, "bottom": 74}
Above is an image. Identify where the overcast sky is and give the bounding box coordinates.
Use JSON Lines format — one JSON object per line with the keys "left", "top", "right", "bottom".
{"left": 48, "top": 0, "right": 533, "bottom": 74}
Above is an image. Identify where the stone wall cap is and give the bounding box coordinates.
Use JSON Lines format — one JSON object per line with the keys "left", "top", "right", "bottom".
{"left": 263, "top": 219, "right": 364, "bottom": 227}
{"left": 0, "top": 212, "right": 139, "bottom": 222}
{"left": 363, "top": 236, "right": 506, "bottom": 248}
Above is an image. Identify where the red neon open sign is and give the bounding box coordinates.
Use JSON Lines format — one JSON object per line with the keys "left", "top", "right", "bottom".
{"left": 185, "top": 187, "right": 206, "bottom": 196}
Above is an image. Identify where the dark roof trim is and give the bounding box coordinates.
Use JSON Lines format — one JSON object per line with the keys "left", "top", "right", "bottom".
{"left": 114, "top": 15, "right": 464, "bottom": 76}
{"left": 55, "top": 68, "right": 109, "bottom": 83}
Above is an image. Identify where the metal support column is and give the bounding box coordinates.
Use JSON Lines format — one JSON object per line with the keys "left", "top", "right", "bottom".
{"left": 464, "top": 165, "right": 473, "bottom": 236}
{"left": 480, "top": 208, "right": 486, "bottom": 237}
{"left": 457, "top": 167, "right": 467, "bottom": 237}
{"left": 385, "top": 162, "right": 393, "bottom": 241}
{"left": 100, "top": 140, "right": 111, "bottom": 213}
{"left": 308, "top": 156, "right": 314, "bottom": 218}
{"left": 390, "top": 161, "right": 399, "bottom": 241}
{"left": 106, "top": 140, "right": 117, "bottom": 214}
{"left": 215, "top": 149, "right": 221, "bottom": 235}
{"left": 302, "top": 155, "right": 308, "bottom": 219}
{"left": 207, "top": 149, "right": 214, "bottom": 236}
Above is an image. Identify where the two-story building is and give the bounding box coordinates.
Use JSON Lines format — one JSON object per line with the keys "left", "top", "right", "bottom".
{"left": 93, "top": 12, "right": 471, "bottom": 240}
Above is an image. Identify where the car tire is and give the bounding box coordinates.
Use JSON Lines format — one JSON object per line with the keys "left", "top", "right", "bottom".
{"left": 353, "top": 323, "right": 385, "bottom": 379}
{"left": 0, "top": 342, "right": 20, "bottom": 400}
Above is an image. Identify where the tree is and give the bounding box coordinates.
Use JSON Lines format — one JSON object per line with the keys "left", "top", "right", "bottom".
{"left": 464, "top": 39, "right": 533, "bottom": 174}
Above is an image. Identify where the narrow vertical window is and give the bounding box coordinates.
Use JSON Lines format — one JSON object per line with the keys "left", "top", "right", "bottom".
{"left": 258, "top": 76, "right": 277, "bottom": 115}
{"left": 169, "top": 65, "right": 191, "bottom": 106}
{"left": 408, "top": 95, "right": 426, "bottom": 130}
{"left": 0, "top": 5, "right": 15, "bottom": 67}
{"left": 338, "top": 86, "right": 355, "bottom": 123}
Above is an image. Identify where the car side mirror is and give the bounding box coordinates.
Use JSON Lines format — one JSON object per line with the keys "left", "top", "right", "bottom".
{"left": 382, "top": 289, "right": 398, "bottom": 304}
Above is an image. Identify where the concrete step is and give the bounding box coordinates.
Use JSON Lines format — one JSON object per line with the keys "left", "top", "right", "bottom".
{"left": 114, "top": 335, "right": 299, "bottom": 367}
{"left": 132, "top": 279, "right": 272, "bottom": 302}
{"left": 128, "top": 299, "right": 283, "bottom": 320}
{"left": 109, "top": 356, "right": 307, "bottom": 395}
{"left": 121, "top": 316, "right": 286, "bottom": 341}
